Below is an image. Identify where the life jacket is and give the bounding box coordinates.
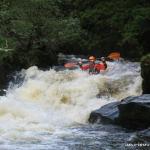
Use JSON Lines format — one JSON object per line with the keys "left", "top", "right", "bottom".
{"left": 95, "top": 63, "right": 106, "bottom": 71}
{"left": 80, "top": 64, "right": 89, "bottom": 70}
{"left": 80, "top": 63, "right": 99, "bottom": 74}
{"left": 89, "top": 63, "right": 99, "bottom": 74}
{"left": 80, "top": 62, "right": 106, "bottom": 74}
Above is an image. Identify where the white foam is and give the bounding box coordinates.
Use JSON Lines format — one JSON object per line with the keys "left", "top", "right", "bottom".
{"left": 0, "top": 60, "right": 142, "bottom": 141}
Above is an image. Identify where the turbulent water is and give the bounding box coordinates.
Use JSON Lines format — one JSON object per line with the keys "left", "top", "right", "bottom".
{"left": 0, "top": 55, "right": 142, "bottom": 150}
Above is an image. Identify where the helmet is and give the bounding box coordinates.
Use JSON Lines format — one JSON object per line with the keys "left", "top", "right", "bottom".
{"left": 89, "top": 56, "right": 96, "bottom": 61}
{"left": 101, "top": 57, "right": 105, "bottom": 61}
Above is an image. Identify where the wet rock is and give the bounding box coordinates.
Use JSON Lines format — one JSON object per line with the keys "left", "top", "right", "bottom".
{"left": 0, "top": 64, "right": 9, "bottom": 94}
{"left": 88, "top": 101, "right": 120, "bottom": 124}
{"left": 0, "top": 63, "right": 15, "bottom": 95}
{"left": 53, "top": 66, "right": 66, "bottom": 71}
{"left": 141, "top": 54, "right": 150, "bottom": 94}
{"left": 89, "top": 94, "right": 150, "bottom": 130}
{"left": 118, "top": 94, "right": 150, "bottom": 129}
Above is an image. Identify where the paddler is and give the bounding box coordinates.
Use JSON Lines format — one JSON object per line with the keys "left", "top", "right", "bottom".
{"left": 79, "top": 56, "right": 107, "bottom": 74}
{"left": 99, "top": 57, "right": 107, "bottom": 70}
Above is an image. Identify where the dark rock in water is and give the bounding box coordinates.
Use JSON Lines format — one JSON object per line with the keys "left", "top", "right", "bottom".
{"left": 89, "top": 94, "right": 150, "bottom": 130}
{"left": 141, "top": 54, "right": 150, "bottom": 94}
{"left": 88, "top": 101, "right": 120, "bottom": 124}
{"left": 117, "top": 94, "right": 150, "bottom": 129}
{"left": 53, "top": 66, "right": 66, "bottom": 71}
{"left": 0, "top": 89, "right": 6, "bottom": 95}
{"left": 0, "top": 64, "right": 10, "bottom": 95}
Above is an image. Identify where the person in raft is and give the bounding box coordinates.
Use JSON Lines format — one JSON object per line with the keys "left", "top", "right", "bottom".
{"left": 78, "top": 56, "right": 107, "bottom": 74}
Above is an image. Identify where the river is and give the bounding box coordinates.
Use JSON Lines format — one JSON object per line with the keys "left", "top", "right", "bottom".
{"left": 0, "top": 55, "right": 142, "bottom": 150}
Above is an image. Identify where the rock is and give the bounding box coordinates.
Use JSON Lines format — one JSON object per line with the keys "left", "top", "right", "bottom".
{"left": 89, "top": 101, "right": 120, "bottom": 124}
{"left": 0, "top": 64, "right": 9, "bottom": 93}
{"left": 0, "top": 62, "right": 15, "bottom": 95}
{"left": 89, "top": 94, "right": 150, "bottom": 130}
{"left": 117, "top": 94, "right": 150, "bottom": 129}
{"left": 141, "top": 54, "right": 150, "bottom": 94}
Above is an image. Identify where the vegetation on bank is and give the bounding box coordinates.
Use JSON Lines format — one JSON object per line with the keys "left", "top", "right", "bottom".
{"left": 0, "top": 0, "right": 150, "bottom": 69}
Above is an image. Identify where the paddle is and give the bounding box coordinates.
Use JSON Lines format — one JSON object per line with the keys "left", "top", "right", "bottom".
{"left": 64, "top": 62, "right": 78, "bottom": 68}
{"left": 64, "top": 52, "right": 121, "bottom": 68}
{"left": 107, "top": 52, "right": 120, "bottom": 60}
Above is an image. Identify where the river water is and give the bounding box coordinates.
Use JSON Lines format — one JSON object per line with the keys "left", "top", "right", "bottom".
{"left": 0, "top": 55, "right": 142, "bottom": 150}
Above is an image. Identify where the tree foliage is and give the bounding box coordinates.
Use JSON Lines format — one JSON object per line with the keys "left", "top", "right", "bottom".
{"left": 0, "top": 0, "right": 83, "bottom": 69}
{"left": 72, "top": 0, "right": 150, "bottom": 58}
{"left": 0, "top": 0, "right": 150, "bottom": 70}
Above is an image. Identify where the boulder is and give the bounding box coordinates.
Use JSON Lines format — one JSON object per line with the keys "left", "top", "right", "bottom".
{"left": 0, "top": 63, "right": 9, "bottom": 95}
{"left": 89, "top": 94, "right": 150, "bottom": 130}
{"left": 88, "top": 101, "right": 120, "bottom": 124}
{"left": 117, "top": 94, "right": 150, "bottom": 129}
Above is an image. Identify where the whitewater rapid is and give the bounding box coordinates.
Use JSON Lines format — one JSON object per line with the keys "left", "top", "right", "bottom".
{"left": 0, "top": 59, "right": 142, "bottom": 149}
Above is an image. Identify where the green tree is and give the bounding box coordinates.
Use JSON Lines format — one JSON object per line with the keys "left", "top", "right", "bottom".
{"left": 0, "top": 0, "right": 84, "bottom": 68}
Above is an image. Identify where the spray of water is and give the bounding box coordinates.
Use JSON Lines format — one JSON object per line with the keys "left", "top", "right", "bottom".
{"left": 0, "top": 59, "right": 142, "bottom": 144}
